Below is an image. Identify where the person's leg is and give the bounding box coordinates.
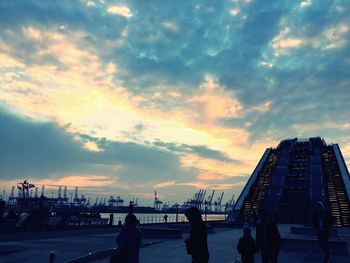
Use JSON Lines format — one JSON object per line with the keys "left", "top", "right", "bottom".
{"left": 323, "top": 231, "right": 330, "bottom": 262}
{"left": 270, "top": 250, "right": 278, "bottom": 263}
{"left": 318, "top": 230, "right": 329, "bottom": 262}
{"left": 260, "top": 250, "right": 269, "bottom": 263}
{"left": 241, "top": 255, "right": 255, "bottom": 263}
{"left": 192, "top": 256, "right": 209, "bottom": 263}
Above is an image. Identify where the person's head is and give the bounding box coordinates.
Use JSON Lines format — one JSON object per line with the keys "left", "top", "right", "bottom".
{"left": 124, "top": 213, "right": 139, "bottom": 228}
{"left": 243, "top": 224, "right": 251, "bottom": 237}
{"left": 185, "top": 207, "right": 203, "bottom": 226}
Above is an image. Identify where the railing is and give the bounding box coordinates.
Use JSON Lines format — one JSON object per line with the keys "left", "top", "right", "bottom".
{"left": 105, "top": 213, "right": 226, "bottom": 225}
{"left": 134, "top": 214, "right": 225, "bottom": 224}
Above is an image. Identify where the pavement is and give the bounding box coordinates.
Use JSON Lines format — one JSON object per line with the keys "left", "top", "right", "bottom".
{"left": 0, "top": 225, "right": 349, "bottom": 263}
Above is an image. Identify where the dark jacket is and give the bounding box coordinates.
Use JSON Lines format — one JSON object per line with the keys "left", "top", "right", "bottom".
{"left": 237, "top": 235, "right": 257, "bottom": 263}
{"left": 256, "top": 218, "right": 281, "bottom": 252}
{"left": 312, "top": 209, "right": 332, "bottom": 231}
{"left": 116, "top": 226, "right": 142, "bottom": 263}
{"left": 186, "top": 224, "right": 209, "bottom": 263}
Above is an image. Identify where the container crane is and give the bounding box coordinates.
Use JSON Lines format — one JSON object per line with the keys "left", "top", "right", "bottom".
{"left": 154, "top": 191, "right": 163, "bottom": 211}
{"left": 206, "top": 190, "right": 215, "bottom": 212}
{"left": 215, "top": 192, "right": 224, "bottom": 212}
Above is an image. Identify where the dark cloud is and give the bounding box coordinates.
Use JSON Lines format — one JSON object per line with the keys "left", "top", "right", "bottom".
{"left": 0, "top": 107, "right": 90, "bottom": 179}
{"left": 0, "top": 107, "right": 185, "bottom": 184}
{"left": 151, "top": 140, "right": 241, "bottom": 163}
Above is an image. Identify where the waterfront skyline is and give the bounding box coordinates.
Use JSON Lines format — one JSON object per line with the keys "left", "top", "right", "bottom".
{"left": 0, "top": 0, "right": 350, "bottom": 205}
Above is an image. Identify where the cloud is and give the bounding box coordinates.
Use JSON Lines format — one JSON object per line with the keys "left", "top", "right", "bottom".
{"left": 230, "top": 8, "right": 240, "bottom": 16}
{"left": 107, "top": 5, "right": 133, "bottom": 18}
{"left": 154, "top": 181, "right": 177, "bottom": 188}
{"left": 151, "top": 140, "right": 240, "bottom": 163}
{"left": 0, "top": 0, "right": 350, "bottom": 205}
{"left": 0, "top": 107, "right": 185, "bottom": 185}
{"left": 0, "top": 107, "right": 89, "bottom": 179}
{"left": 36, "top": 175, "right": 117, "bottom": 188}
{"left": 300, "top": 0, "right": 312, "bottom": 9}
{"left": 86, "top": 1, "right": 96, "bottom": 8}
{"left": 153, "top": 180, "right": 246, "bottom": 191}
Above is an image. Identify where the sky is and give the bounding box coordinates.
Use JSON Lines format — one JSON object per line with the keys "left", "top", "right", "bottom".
{"left": 0, "top": 0, "right": 350, "bottom": 206}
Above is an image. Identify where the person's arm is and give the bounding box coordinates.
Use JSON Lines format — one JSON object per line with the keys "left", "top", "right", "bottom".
{"left": 253, "top": 238, "right": 258, "bottom": 253}
{"left": 188, "top": 227, "right": 205, "bottom": 255}
{"left": 130, "top": 230, "right": 142, "bottom": 248}
{"left": 237, "top": 238, "right": 243, "bottom": 254}
{"left": 255, "top": 226, "right": 262, "bottom": 250}
{"left": 326, "top": 211, "right": 333, "bottom": 229}
{"left": 312, "top": 211, "right": 318, "bottom": 229}
{"left": 116, "top": 230, "right": 123, "bottom": 245}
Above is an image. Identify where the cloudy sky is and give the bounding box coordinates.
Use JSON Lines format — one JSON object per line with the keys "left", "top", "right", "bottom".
{"left": 0, "top": 0, "right": 349, "bottom": 206}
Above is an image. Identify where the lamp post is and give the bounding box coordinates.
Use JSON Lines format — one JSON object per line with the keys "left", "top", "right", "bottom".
{"left": 175, "top": 203, "right": 179, "bottom": 223}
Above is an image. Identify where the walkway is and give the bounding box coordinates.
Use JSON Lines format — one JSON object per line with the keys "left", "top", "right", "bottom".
{"left": 1, "top": 225, "right": 349, "bottom": 263}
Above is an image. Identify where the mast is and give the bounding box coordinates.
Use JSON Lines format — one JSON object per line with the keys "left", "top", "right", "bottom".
{"left": 57, "top": 186, "right": 62, "bottom": 200}
{"left": 63, "top": 186, "right": 68, "bottom": 203}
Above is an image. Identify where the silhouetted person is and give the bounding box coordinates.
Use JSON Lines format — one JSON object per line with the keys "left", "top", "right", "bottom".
{"left": 128, "top": 201, "right": 134, "bottom": 214}
{"left": 312, "top": 201, "right": 332, "bottom": 263}
{"left": 0, "top": 200, "right": 5, "bottom": 227}
{"left": 237, "top": 224, "right": 257, "bottom": 263}
{"left": 116, "top": 214, "right": 142, "bottom": 263}
{"left": 185, "top": 207, "right": 209, "bottom": 263}
{"left": 164, "top": 214, "right": 168, "bottom": 223}
{"left": 252, "top": 212, "right": 258, "bottom": 230}
{"left": 256, "top": 209, "right": 281, "bottom": 263}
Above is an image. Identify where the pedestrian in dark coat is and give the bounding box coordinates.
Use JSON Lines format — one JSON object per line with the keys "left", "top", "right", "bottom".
{"left": 255, "top": 209, "right": 281, "bottom": 263}
{"left": 237, "top": 224, "right": 257, "bottom": 263}
{"left": 116, "top": 214, "right": 142, "bottom": 263}
{"left": 184, "top": 207, "right": 209, "bottom": 263}
{"left": 312, "top": 201, "right": 332, "bottom": 263}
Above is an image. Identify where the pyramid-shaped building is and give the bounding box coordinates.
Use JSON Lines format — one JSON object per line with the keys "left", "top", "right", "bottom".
{"left": 228, "top": 137, "right": 350, "bottom": 226}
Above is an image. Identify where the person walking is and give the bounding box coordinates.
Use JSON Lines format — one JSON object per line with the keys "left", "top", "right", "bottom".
{"left": 256, "top": 209, "right": 281, "bottom": 263}
{"left": 237, "top": 224, "right": 257, "bottom": 263}
{"left": 115, "top": 214, "right": 142, "bottom": 263}
{"left": 184, "top": 207, "right": 209, "bottom": 263}
{"left": 312, "top": 201, "right": 332, "bottom": 263}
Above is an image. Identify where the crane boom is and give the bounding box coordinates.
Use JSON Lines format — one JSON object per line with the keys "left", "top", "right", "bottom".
{"left": 218, "top": 192, "right": 224, "bottom": 205}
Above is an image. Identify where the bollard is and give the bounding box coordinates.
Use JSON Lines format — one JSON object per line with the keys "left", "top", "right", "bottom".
{"left": 109, "top": 213, "right": 114, "bottom": 225}
{"left": 49, "top": 251, "right": 55, "bottom": 263}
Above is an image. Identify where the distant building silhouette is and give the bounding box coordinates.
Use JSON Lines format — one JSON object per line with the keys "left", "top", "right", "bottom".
{"left": 228, "top": 137, "right": 350, "bottom": 226}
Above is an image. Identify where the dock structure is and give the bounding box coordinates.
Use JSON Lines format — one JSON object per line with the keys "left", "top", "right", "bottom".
{"left": 228, "top": 137, "right": 350, "bottom": 226}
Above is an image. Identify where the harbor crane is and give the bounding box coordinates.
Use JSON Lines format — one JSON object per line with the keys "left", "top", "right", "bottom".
{"left": 73, "top": 187, "right": 80, "bottom": 204}
{"left": 214, "top": 192, "right": 224, "bottom": 212}
{"left": 17, "top": 180, "right": 35, "bottom": 198}
{"left": 205, "top": 190, "right": 215, "bottom": 211}
{"left": 225, "top": 193, "right": 235, "bottom": 212}
{"left": 154, "top": 191, "right": 163, "bottom": 211}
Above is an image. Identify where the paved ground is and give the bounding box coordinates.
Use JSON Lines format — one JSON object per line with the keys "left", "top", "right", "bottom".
{"left": 1, "top": 225, "right": 349, "bottom": 263}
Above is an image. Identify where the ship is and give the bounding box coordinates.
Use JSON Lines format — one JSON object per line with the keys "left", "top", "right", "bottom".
{"left": 1, "top": 181, "right": 108, "bottom": 230}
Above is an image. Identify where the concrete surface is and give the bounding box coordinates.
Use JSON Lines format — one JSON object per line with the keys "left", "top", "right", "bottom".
{"left": 0, "top": 225, "right": 349, "bottom": 263}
